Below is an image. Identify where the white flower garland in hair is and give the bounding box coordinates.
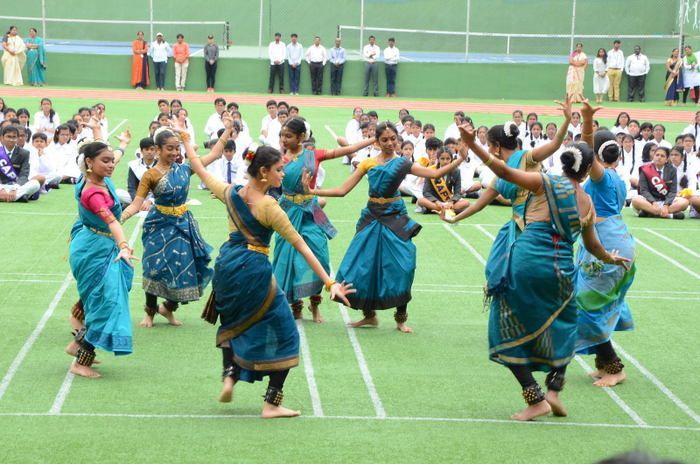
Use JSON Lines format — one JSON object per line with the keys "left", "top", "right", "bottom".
{"left": 502, "top": 120, "right": 516, "bottom": 137}
{"left": 597, "top": 140, "right": 618, "bottom": 159}
{"left": 567, "top": 145, "right": 583, "bottom": 172}
{"left": 152, "top": 126, "right": 174, "bottom": 142}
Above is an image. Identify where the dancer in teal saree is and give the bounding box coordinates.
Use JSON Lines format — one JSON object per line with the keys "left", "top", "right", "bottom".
{"left": 449, "top": 125, "right": 629, "bottom": 421}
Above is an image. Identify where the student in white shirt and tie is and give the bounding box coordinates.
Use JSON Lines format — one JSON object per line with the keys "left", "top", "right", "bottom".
{"left": 305, "top": 36, "right": 327, "bottom": 95}
{"left": 362, "top": 36, "right": 380, "bottom": 97}
{"left": 268, "top": 33, "right": 286, "bottom": 93}
{"left": 383, "top": 38, "right": 400, "bottom": 97}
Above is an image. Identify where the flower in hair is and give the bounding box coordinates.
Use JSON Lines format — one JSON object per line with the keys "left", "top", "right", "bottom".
{"left": 597, "top": 140, "right": 618, "bottom": 159}
{"left": 503, "top": 121, "right": 516, "bottom": 137}
{"left": 567, "top": 145, "right": 583, "bottom": 172}
{"left": 244, "top": 143, "right": 259, "bottom": 163}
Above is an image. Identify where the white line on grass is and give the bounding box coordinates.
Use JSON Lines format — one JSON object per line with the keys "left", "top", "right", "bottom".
{"left": 643, "top": 228, "right": 700, "bottom": 259}
{"left": 612, "top": 342, "right": 700, "bottom": 425}
{"left": 573, "top": 356, "right": 647, "bottom": 426}
{"left": 324, "top": 124, "right": 339, "bottom": 140}
{"left": 1, "top": 411, "right": 698, "bottom": 432}
{"left": 0, "top": 275, "right": 73, "bottom": 401}
{"left": 49, "top": 217, "right": 144, "bottom": 415}
{"left": 107, "top": 119, "right": 128, "bottom": 138}
{"left": 474, "top": 224, "right": 495, "bottom": 240}
{"left": 635, "top": 237, "right": 700, "bottom": 279}
{"left": 442, "top": 224, "right": 486, "bottom": 265}
{"left": 296, "top": 320, "right": 324, "bottom": 417}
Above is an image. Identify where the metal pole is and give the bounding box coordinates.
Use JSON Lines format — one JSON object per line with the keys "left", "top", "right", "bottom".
{"left": 570, "top": 0, "right": 577, "bottom": 52}
{"left": 464, "top": 0, "right": 471, "bottom": 62}
{"left": 678, "top": 0, "right": 685, "bottom": 51}
{"left": 258, "top": 0, "right": 264, "bottom": 58}
{"left": 149, "top": 0, "right": 153, "bottom": 40}
{"left": 506, "top": 35, "right": 511, "bottom": 55}
{"left": 360, "top": 0, "right": 365, "bottom": 53}
{"left": 41, "top": 0, "right": 46, "bottom": 39}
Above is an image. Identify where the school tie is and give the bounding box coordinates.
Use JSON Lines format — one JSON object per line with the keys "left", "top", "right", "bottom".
{"left": 226, "top": 161, "right": 232, "bottom": 184}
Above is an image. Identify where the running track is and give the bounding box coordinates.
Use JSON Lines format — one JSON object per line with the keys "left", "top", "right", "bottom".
{"left": 1, "top": 86, "right": 695, "bottom": 123}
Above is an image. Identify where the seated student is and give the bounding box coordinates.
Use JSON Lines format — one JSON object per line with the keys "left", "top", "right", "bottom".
{"left": 511, "top": 109, "right": 526, "bottom": 137}
{"left": 227, "top": 105, "right": 250, "bottom": 136}
{"left": 567, "top": 111, "right": 582, "bottom": 138}
{"left": 350, "top": 121, "right": 379, "bottom": 171}
{"left": 632, "top": 146, "right": 689, "bottom": 219}
{"left": 669, "top": 145, "right": 700, "bottom": 210}
{"left": 442, "top": 137, "right": 458, "bottom": 158}
{"left": 616, "top": 134, "right": 641, "bottom": 194}
{"left": 635, "top": 122, "right": 654, "bottom": 154}
{"left": 153, "top": 99, "right": 170, "bottom": 120}
{"left": 0, "top": 125, "right": 41, "bottom": 202}
{"left": 28, "top": 132, "right": 61, "bottom": 192}
{"left": 16, "top": 108, "right": 30, "bottom": 130}
{"left": 405, "top": 119, "right": 423, "bottom": 146}
{"left": 457, "top": 142, "right": 482, "bottom": 199}
{"left": 543, "top": 131, "right": 574, "bottom": 176}
{"left": 395, "top": 108, "right": 410, "bottom": 133}
{"left": 415, "top": 123, "right": 435, "bottom": 158}
{"left": 265, "top": 109, "right": 288, "bottom": 150}
{"left": 207, "top": 139, "right": 239, "bottom": 184}
{"left": 650, "top": 124, "right": 672, "bottom": 149}
{"left": 204, "top": 97, "right": 227, "bottom": 141}
{"left": 399, "top": 115, "right": 414, "bottom": 138}
{"left": 123, "top": 138, "right": 157, "bottom": 207}
{"left": 443, "top": 110, "right": 465, "bottom": 141}
{"left": 398, "top": 140, "right": 423, "bottom": 200}
{"left": 523, "top": 112, "right": 539, "bottom": 137}
{"left": 417, "top": 148, "right": 470, "bottom": 214}
{"left": 260, "top": 99, "right": 277, "bottom": 139}
{"left": 522, "top": 121, "right": 546, "bottom": 150}
{"left": 45, "top": 124, "right": 79, "bottom": 183}
{"left": 288, "top": 106, "right": 311, "bottom": 135}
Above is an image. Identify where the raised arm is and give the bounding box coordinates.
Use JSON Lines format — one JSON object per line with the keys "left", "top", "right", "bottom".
{"left": 410, "top": 152, "right": 465, "bottom": 179}
{"left": 309, "top": 166, "right": 365, "bottom": 197}
{"left": 198, "top": 116, "right": 234, "bottom": 167}
{"left": 324, "top": 137, "right": 376, "bottom": 160}
{"left": 530, "top": 97, "right": 573, "bottom": 162}
{"left": 460, "top": 124, "right": 543, "bottom": 194}
{"left": 580, "top": 100, "right": 605, "bottom": 181}
{"left": 183, "top": 140, "right": 228, "bottom": 201}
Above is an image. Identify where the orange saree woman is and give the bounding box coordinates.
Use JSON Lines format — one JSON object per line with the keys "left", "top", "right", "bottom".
{"left": 131, "top": 31, "right": 150, "bottom": 88}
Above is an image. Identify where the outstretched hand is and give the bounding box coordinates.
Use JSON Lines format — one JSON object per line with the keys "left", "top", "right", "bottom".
{"left": 554, "top": 94, "right": 573, "bottom": 120}
{"left": 458, "top": 123, "right": 476, "bottom": 146}
{"left": 438, "top": 207, "right": 458, "bottom": 224}
{"left": 604, "top": 249, "right": 632, "bottom": 270}
{"left": 115, "top": 247, "right": 138, "bottom": 267}
{"left": 116, "top": 129, "right": 132, "bottom": 146}
{"left": 330, "top": 281, "right": 356, "bottom": 306}
{"left": 580, "top": 99, "right": 603, "bottom": 119}
{"left": 301, "top": 169, "right": 312, "bottom": 194}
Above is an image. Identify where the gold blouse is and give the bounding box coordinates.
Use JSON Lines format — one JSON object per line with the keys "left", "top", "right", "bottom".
{"left": 525, "top": 183, "right": 596, "bottom": 228}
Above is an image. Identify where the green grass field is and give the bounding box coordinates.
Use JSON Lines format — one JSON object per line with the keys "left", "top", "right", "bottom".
{"left": 1, "top": 93, "right": 699, "bottom": 463}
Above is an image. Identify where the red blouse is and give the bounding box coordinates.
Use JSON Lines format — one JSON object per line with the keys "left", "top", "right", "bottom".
{"left": 282, "top": 149, "right": 327, "bottom": 189}
{"left": 80, "top": 186, "right": 117, "bottom": 224}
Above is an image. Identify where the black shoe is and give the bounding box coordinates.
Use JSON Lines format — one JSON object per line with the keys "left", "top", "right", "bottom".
{"left": 672, "top": 212, "right": 685, "bottom": 220}
{"left": 638, "top": 210, "right": 649, "bottom": 218}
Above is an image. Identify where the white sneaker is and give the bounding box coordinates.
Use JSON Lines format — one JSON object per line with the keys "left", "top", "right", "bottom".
{"left": 414, "top": 205, "right": 425, "bottom": 213}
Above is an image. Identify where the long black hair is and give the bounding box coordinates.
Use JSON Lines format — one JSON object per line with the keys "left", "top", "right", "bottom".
{"left": 247, "top": 146, "right": 281, "bottom": 177}
{"left": 40, "top": 98, "right": 56, "bottom": 123}
{"left": 487, "top": 122, "right": 520, "bottom": 150}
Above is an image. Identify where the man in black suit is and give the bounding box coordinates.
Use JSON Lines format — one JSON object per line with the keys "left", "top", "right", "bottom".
{"left": 631, "top": 146, "right": 689, "bottom": 219}
{"left": 0, "top": 125, "right": 41, "bottom": 202}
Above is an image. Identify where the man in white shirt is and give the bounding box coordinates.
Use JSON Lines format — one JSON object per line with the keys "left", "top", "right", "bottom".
{"left": 260, "top": 99, "right": 278, "bottom": 138}
{"left": 383, "top": 38, "right": 400, "bottom": 97}
{"left": 607, "top": 40, "right": 625, "bottom": 102}
{"left": 362, "top": 35, "right": 381, "bottom": 97}
{"left": 444, "top": 111, "right": 465, "bottom": 141}
{"left": 625, "top": 45, "right": 650, "bottom": 102}
{"left": 268, "top": 33, "right": 286, "bottom": 93}
{"left": 204, "top": 97, "right": 227, "bottom": 141}
{"left": 149, "top": 32, "right": 171, "bottom": 91}
{"left": 286, "top": 33, "right": 303, "bottom": 95}
{"left": 305, "top": 36, "right": 327, "bottom": 95}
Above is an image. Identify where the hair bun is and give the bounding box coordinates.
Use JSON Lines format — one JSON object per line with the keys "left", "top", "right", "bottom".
{"left": 509, "top": 124, "right": 520, "bottom": 138}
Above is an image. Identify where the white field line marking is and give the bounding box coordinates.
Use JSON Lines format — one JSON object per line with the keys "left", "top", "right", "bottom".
{"left": 0, "top": 276, "right": 73, "bottom": 400}
{"left": 296, "top": 320, "right": 324, "bottom": 417}
{"left": 475, "top": 224, "right": 496, "bottom": 240}
{"left": 106, "top": 119, "right": 128, "bottom": 138}
{"left": 49, "top": 217, "right": 144, "bottom": 415}
{"left": 643, "top": 228, "right": 700, "bottom": 259}
{"left": 324, "top": 124, "right": 339, "bottom": 140}
{"left": 574, "top": 356, "right": 647, "bottom": 426}
{"left": 1, "top": 411, "right": 698, "bottom": 432}
{"left": 612, "top": 342, "right": 700, "bottom": 425}
{"left": 635, "top": 237, "right": 700, "bottom": 280}
{"left": 442, "top": 224, "right": 486, "bottom": 265}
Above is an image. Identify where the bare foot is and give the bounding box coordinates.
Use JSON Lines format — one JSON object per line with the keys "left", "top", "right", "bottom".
{"left": 70, "top": 363, "right": 101, "bottom": 379}
{"left": 261, "top": 402, "right": 301, "bottom": 419}
{"left": 65, "top": 340, "right": 79, "bottom": 356}
{"left": 511, "top": 400, "right": 551, "bottom": 421}
{"left": 588, "top": 369, "right": 604, "bottom": 379}
{"left": 594, "top": 370, "right": 626, "bottom": 387}
{"left": 219, "top": 377, "right": 235, "bottom": 403}
{"left": 158, "top": 304, "right": 182, "bottom": 326}
{"left": 349, "top": 316, "right": 379, "bottom": 328}
{"left": 396, "top": 322, "right": 413, "bottom": 333}
{"left": 309, "top": 306, "right": 324, "bottom": 323}
{"left": 140, "top": 314, "right": 154, "bottom": 328}
{"left": 545, "top": 390, "right": 568, "bottom": 417}
{"left": 68, "top": 315, "right": 84, "bottom": 331}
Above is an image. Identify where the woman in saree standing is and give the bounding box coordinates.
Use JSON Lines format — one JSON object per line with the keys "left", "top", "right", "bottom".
{"left": 566, "top": 43, "right": 587, "bottom": 103}
{"left": 24, "top": 28, "right": 46, "bottom": 86}
{"left": 449, "top": 124, "right": 629, "bottom": 421}
{"left": 664, "top": 48, "right": 684, "bottom": 106}
{"left": 68, "top": 139, "right": 137, "bottom": 378}
{"left": 2, "top": 26, "right": 26, "bottom": 86}
{"left": 189, "top": 124, "right": 354, "bottom": 418}
{"left": 575, "top": 102, "right": 636, "bottom": 388}
{"left": 273, "top": 117, "right": 375, "bottom": 323}
{"left": 131, "top": 31, "right": 150, "bottom": 89}
{"left": 121, "top": 128, "right": 214, "bottom": 328}
{"left": 308, "top": 122, "right": 466, "bottom": 333}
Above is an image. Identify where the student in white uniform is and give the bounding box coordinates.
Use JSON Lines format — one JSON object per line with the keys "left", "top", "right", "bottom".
{"left": 512, "top": 110, "right": 526, "bottom": 139}
{"left": 204, "top": 98, "right": 227, "bottom": 141}
{"left": 265, "top": 110, "right": 288, "bottom": 150}
{"left": 32, "top": 98, "right": 60, "bottom": 137}
{"left": 45, "top": 124, "right": 79, "bottom": 182}
{"left": 522, "top": 122, "right": 547, "bottom": 151}
{"left": 567, "top": 111, "right": 582, "bottom": 138}
{"left": 28, "top": 132, "right": 61, "bottom": 191}
{"left": 611, "top": 111, "right": 631, "bottom": 135}
{"left": 651, "top": 124, "right": 672, "bottom": 149}
{"left": 260, "top": 99, "right": 278, "bottom": 139}
{"left": 443, "top": 111, "right": 465, "bottom": 141}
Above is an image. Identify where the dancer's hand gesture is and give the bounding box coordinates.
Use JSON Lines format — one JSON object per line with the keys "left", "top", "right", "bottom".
{"left": 554, "top": 95, "right": 573, "bottom": 120}
{"left": 116, "top": 246, "right": 138, "bottom": 267}
{"left": 438, "top": 207, "right": 457, "bottom": 224}
{"left": 458, "top": 123, "right": 476, "bottom": 146}
{"left": 330, "top": 281, "right": 356, "bottom": 306}
{"left": 603, "top": 249, "right": 631, "bottom": 270}
{"left": 301, "top": 169, "right": 312, "bottom": 194}
{"left": 581, "top": 99, "right": 602, "bottom": 119}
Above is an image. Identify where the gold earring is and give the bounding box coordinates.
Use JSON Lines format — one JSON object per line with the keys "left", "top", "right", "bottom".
{"left": 87, "top": 167, "right": 93, "bottom": 173}
{"left": 261, "top": 175, "right": 268, "bottom": 183}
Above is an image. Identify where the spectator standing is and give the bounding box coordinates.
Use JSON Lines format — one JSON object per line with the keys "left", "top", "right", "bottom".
{"left": 606, "top": 40, "right": 624, "bottom": 102}
{"left": 592, "top": 48, "right": 609, "bottom": 103}
{"left": 268, "top": 32, "right": 286, "bottom": 93}
{"left": 329, "top": 37, "right": 346, "bottom": 95}
{"left": 383, "top": 37, "right": 400, "bottom": 97}
{"left": 203, "top": 35, "right": 219, "bottom": 92}
{"left": 149, "top": 32, "right": 171, "bottom": 91}
{"left": 625, "top": 45, "right": 650, "bottom": 102}
{"left": 173, "top": 34, "right": 190, "bottom": 91}
{"left": 286, "top": 33, "right": 303, "bottom": 95}
{"left": 682, "top": 45, "right": 700, "bottom": 105}
{"left": 664, "top": 47, "right": 683, "bottom": 106}
{"left": 565, "top": 42, "right": 587, "bottom": 103}
{"left": 1, "top": 26, "right": 26, "bottom": 86}
{"left": 362, "top": 35, "right": 380, "bottom": 97}
{"left": 130, "top": 31, "right": 149, "bottom": 89}
{"left": 305, "top": 36, "right": 327, "bottom": 95}
{"left": 25, "top": 27, "right": 46, "bottom": 87}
